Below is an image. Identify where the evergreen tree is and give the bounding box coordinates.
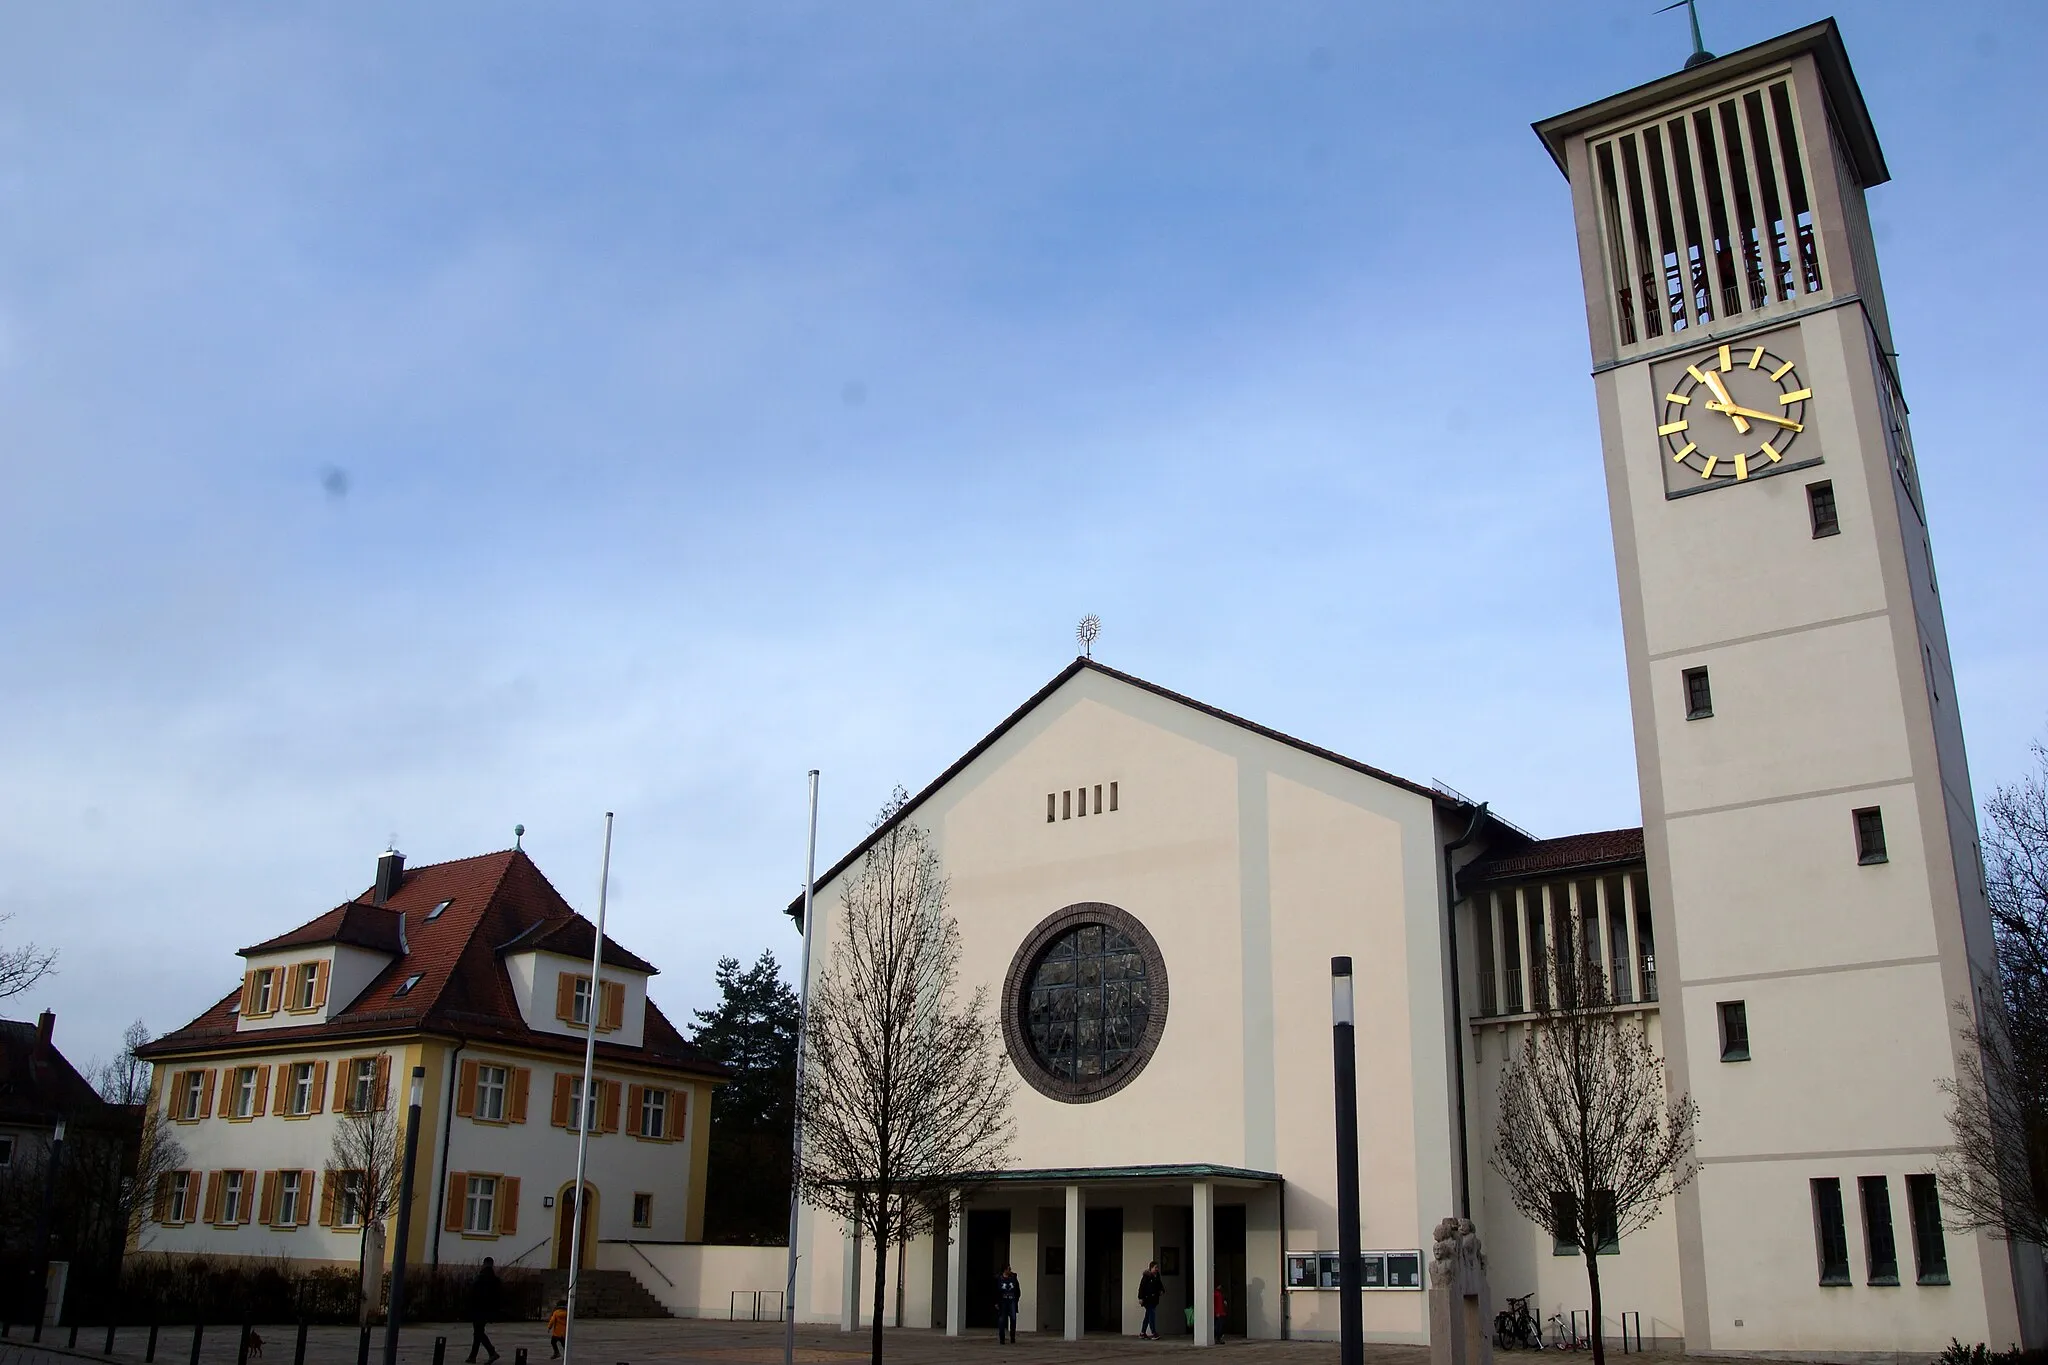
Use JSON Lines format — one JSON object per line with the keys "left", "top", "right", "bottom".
{"left": 689, "top": 950, "right": 800, "bottom": 1244}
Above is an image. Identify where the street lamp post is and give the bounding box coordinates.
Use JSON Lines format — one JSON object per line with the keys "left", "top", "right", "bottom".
{"left": 1331, "top": 958, "right": 1363, "bottom": 1365}
{"left": 31, "top": 1119, "right": 66, "bottom": 1340}
{"left": 382, "top": 1068, "right": 426, "bottom": 1365}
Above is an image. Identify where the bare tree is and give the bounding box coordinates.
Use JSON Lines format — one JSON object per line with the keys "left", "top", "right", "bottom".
{"left": 1939, "top": 737, "right": 2048, "bottom": 1245}
{"left": 327, "top": 1091, "right": 404, "bottom": 1325}
{"left": 1491, "top": 932, "right": 1698, "bottom": 1365}
{"left": 87, "top": 1022, "right": 186, "bottom": 1253}
{"left": 798, "top": 792, "right": 1014, "bottom": 1365}
{"left": 0, "top": 915, "right": 56, "bottom": 1002}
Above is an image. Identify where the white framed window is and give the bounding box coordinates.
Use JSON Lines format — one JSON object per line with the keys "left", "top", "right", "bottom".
{"left": 476, "top": 1066, "right": 507, "bottom": 1122}
{"left": 571, "top": 977, "right": 593, "bottom": 1027}
{"left": 349, "top": 1058, "right": 377, "bottom": 1113}
{"left": 294, "top": 964, "right": 319, "bottom": 1010}
{"left": 631, "top": 1192, "right": 652, "bottom": 1227}
{"left": 253, "top": 969, "right": 276, "bottom": 1015}
{"left": 289, "top": 1062, "right": 316, "bottom": 1115}
{"left": 569, "top": 1078, "right": 599, "bottom": 1133}
{"left": 338, "top": 1171, "right": 367, "bottom": 1227}
{"left": 638, "top": 1088, "right": 667, "bottom": 1138}
{"left": 168, "top": 1171, "right": 193, "bottom": 1223}
{"left": 182, "top": 1072, "right": 208, "bottom": 1120}
{"left": 464, "top": 1175, "right": 498, "bottom": 1234}
{"left": 234, "top": 1067, "right": 258, "bottom": 1118}
{"left": 277, "top": 1170, "right": 303, "bottom": 1225}
{"left": 221, "top": 1170, "right": 246, "bottom": 1223}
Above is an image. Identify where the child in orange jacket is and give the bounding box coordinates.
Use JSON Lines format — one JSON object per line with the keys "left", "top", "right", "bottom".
{"left": 547, "top": 1302, "right": 567, "bottom": 1358}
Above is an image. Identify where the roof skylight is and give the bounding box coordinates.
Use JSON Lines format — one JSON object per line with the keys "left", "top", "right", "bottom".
{"left": 395, "top": 973, "right": 424, "bottom": 997}
{"left": 426, "top": 899, "right": 454, "bottom": 921}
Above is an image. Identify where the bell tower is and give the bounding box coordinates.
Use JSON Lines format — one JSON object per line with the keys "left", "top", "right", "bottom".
{"left": 1536, "top": 20, "right": 2041, "bottom": 1351}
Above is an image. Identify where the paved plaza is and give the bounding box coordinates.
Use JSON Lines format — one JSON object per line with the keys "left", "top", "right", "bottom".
{"left": 0, "top": 1319, "right": 1458, "bottom": 1365}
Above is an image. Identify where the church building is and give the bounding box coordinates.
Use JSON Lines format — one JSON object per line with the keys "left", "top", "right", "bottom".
{"left": 787, "top": 19, "right": 2045, "bottom": 1355}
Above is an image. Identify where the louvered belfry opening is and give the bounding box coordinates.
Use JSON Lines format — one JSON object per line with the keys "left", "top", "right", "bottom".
{"left": 1593, "top": 75, "right": 1824, "bottom": 348}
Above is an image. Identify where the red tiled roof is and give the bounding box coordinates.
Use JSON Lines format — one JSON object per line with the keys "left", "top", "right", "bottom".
{"left": 1462, "top": 827, "right": 1645, "bottom": 887}
{"left": 140, "top": 849, "right": 720, "bottom": 1080}
{"left": 241, "top": 901, "right": 404, "bottom": 957}
{"left": 503, "top": 918, "right": 658, "bottom": 975}
{"left": 0, "top": 1019, "right": 109, "bottom": 1126}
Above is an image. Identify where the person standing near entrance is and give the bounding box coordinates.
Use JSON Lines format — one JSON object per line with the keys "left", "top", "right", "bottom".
{"left": 465, "top": 1257, "right": 501, "bottom": 1364}
{"left": 1212, "top": 1283, "right": 1227, "bottom": 1345}
{"left": 994, "top": 1264, "right": 1021, "bottom": 1344}
{"left": 1137, "top": 1261, "right": 1163, "bottom": 1340}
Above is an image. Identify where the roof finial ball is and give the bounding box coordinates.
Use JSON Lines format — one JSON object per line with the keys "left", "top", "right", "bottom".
{"left": 514, "top": 823, "right": 525, "bottom": 850}
{"left": 1076, "top": 614, "right": 1101, "bottom": 660}
{"left": 1657, "top": 0, "right": 1715, "bottom": 70}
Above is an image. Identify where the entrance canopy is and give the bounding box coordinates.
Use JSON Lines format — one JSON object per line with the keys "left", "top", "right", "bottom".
{"left": 954, "top": 1162, "right": 1282, "bottom": 1191}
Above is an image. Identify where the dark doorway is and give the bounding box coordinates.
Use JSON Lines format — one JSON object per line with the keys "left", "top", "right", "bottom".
{"left": 1216, "top": 1204, "right": 1247, "bottom": 1338}
{"left": 553, "top": 1186, "right": 593, "bottom": 1270}
{"left": 1084, "top": 1207, "right": 1123, "bottom": 1334}
{"left": 963, "top": 1209, "right": 1010, "bottom": 1329}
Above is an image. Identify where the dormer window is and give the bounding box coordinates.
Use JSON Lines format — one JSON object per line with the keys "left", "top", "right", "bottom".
{"left": 572, "top": 977, "right": 593, "bottom": 1027}
{"left": 290, "top": 961, "right": 328, "bottom": 1012}
{"left": 426, "top": 899, "right": 453, "bottom": 921}
{"left": 251, "top": 968, "right": 277, "bottom": 1016}
{"left": 553, "top": 973, "right": 625, "bottom": 1033}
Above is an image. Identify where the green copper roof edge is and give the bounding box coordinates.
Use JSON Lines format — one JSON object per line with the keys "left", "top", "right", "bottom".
{"left": 955, "top": 1163, "right": 1284, "bottom": 1185}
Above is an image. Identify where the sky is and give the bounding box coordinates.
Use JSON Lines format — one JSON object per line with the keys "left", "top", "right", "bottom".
{"left": 1, "top": 1, "right": 2043, "bottom": 1072}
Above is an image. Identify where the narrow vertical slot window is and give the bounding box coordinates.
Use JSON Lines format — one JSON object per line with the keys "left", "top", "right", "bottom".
{"left": 1108, "top": 782, "right": 1118, "bottom": 812}
{"left": 1605, "top": 875, "right": 1632, "bottom": 1003}
{"left": 1906, "top": 1175, "right": 1949, "bottom": 1284}
{"left": 1683, "top": 666, "right": 1713, "bottom": 720}
{"left": 1501, "top": 892, "right": 1525, "bottom": 1014}
{"left": 1093, "top": 784, "right": 1102, "bottom": 814}
{"left": 1047, "top": 794, "right": 1055, "bottom": 824}
{"left": 1854, "top": 808, "right": 1888, "bottom": 865}
{"left": 1812, "top": 1178, "right": 1851, "bottom": 1285}
{"left": 1076, "top": 785, "right": 1087, "bottom": 817}
{"left": 1859, "top": 1177, "right": 1899, "bottom": 1285}
{"left": 1062, "top": 791, "right": 1071, "bottom": 821}
{"left": 1717, "top": 1001, "right": 1749, "bottom": 1061}
{"left": 1807, "top": 481, "right": 1838, "bottom": 537}
{"left": 1473, "top": 899, "right": 1498, "bottom": 1018}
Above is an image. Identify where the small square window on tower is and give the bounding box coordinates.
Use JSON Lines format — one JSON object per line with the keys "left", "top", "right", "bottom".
{"left": 1854, "top": 807, "right": 1889, "bottom": 865}
{"left": 1807, "top": 481, "right": 1839, "bottom": 538}
{"left": 1683, "top": 667, "right": 1713, "bottom": 720}
{"left": 1717, "top": 1001, "right": 1750, "bottom": 1061}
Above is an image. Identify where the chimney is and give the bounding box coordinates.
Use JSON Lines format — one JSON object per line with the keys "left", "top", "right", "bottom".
{"left": 374, "top": 849, "right": 406, "bottom": 906}
{"left": 34, "top": 1011, "right": 53, "bottom": 1052}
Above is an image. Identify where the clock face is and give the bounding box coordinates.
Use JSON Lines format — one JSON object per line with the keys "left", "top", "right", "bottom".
{"left": 1657, "top": 342, "right": 1812, "bottom": 485}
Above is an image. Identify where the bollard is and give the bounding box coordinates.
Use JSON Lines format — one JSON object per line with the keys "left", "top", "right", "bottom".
{"left": 237, "top": 1320, "right": 252, "bottom": 1365}
{"left": 70, "top": 1323, "right": 80, "bottom": 1348}
{"left": 190, "top": 1322, "right": 205, "bottom": 1365}
{"left": 33, "top": 1315, "right": 42, "bottom": 1344}
{"left": 295, "top": 1320, "right": 309, "bottom": 1365}
{"left": 357, "top": 1323, "right": 371, "bottom": 1365}
{"left": 147, "top": 1323, "right": 160, "bottom": 1363}
{"left": 105, "top": 1322, "right": 117, "bottom": 1354}
{"left": 433, "top": 1335, "right": 447, "bottom": 1365}
{"left": 515, "top": 1349, "right": 527, "bottom": 1365}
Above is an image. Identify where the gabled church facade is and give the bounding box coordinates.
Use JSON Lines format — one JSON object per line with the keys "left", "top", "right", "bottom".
{"left": 789, "top": 17, "right": 2046, "bottom": 1356}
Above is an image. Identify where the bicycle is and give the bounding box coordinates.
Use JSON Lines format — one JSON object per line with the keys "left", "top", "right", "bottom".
{"left": 1547, "top": 1311, "right": 1590, "bottom": 1351}
{"left": 1494, "top": 1292, "right": 1543, "bottom": 1350}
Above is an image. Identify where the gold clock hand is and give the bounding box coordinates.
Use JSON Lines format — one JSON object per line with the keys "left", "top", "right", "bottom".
{"left": 1704, "top": 401, "right": 1805, "bottom": 433}
{"left": 1699, "top": 370, "right": 1750, "bottom": 433}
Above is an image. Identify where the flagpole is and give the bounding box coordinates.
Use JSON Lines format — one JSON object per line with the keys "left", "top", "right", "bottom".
{"left": 563, "top": 811, "right": 613, "bottom": 1365}
{"left": 783, "top": 771, "right": 821, "bottom": 1365}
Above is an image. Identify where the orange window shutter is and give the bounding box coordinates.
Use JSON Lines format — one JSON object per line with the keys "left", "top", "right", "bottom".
{"left": 164, "top": 1072, "right": 183, "bottom": 1119}
{"left": 204, "top": 1172, "right": 222, "bottom": 1224}
{"left": 240, "top": 971, "right": 257, "bottom": 1014}
{"left": 216, "top": 1069, "right": 234, "bottom": 1116}
{"left": 301, "top": 1172, "right": 317, "bottom": 1225}
{"left": 319, "top": 1172, "right": 335, "bottom": 1227}
{"left": 256, "top": 1065, "right": 274, "bottom": 1115}
{"left": 313, "top": 960, "right": 330, "bottom": 1008}
{"left": 550, "top": 1073, "right": 572, "bottom": 1128}
{"left": 508, "top": 1068, "right": 530, "bottom": 1124}
{"left": 496, "top": 1176, "right": 520, "bottom": 1235}
{"left": 243, "top": 1172, "right": 258, "bottom": 1223}
{"left": 444, "top": 1172, "right": 466, "bottom": 1232}
{"left": 625, "top": 1085, "right": 643, "bottom": 1135}
{"left": 259, "top": 1171, "right": 279, "bottom": 1226}
{"left": 332, "top": 1061, "right": 350, "bottom": 1111}
{"left": 602, "top": 1079, "right": 621, "bottom": 1133}
{"left": 599, "top": 980, "right": 623, "bottom": 1031}
{"left": 374, "top": 1054, "right": 391, "bottom": 1109}
{"left": 311, "top": 1061, "right": 328, "bottom": 1113}
{"left": 455, "top": 1060, "right": 478, "bottom": 1118}
{"left": 667, "top": 1088, "right": 684, "bottom": 1141}
{"left": 153, "top": 1173, "right": 173, "bottom": 1223}
{"left": 555, "top": 974, "right": 576, "bottom": 1022}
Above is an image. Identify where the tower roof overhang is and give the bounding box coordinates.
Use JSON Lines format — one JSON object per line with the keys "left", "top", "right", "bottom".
{"left": 1533, "top": 17, "right": 1888, "bottom": 189}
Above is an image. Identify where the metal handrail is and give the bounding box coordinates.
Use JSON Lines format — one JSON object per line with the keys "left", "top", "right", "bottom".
{"left": 621, "top": 1240, "right": 674, "bottom": 1288}
{"left": 503, "top": 1234, "right": 553, "bottom": 1268}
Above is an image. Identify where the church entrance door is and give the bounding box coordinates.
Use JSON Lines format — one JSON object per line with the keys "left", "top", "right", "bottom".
{"left": 1216, "top": 1204, "right": 1246, "bottom": 1339}
{"left": 1083, "top": 1207, "right": 1123, "bottom": 1334}
{"left": 963, "top": 1209, "right": 1009, "bottom": 1329}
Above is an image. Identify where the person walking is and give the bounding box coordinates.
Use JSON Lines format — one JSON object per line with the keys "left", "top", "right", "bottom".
{"left": 1136, "top": 1261, "right": 1163, "bottom": 1340}
{"left": 995, "top": 1264, "right": 1022, "bottom": 1344}
{"left": 1212, "top": 1283, "right": 1228, "bottom": 1346}
{"left": 465, "top": 1257, "right": 501, "bottom": 1364}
